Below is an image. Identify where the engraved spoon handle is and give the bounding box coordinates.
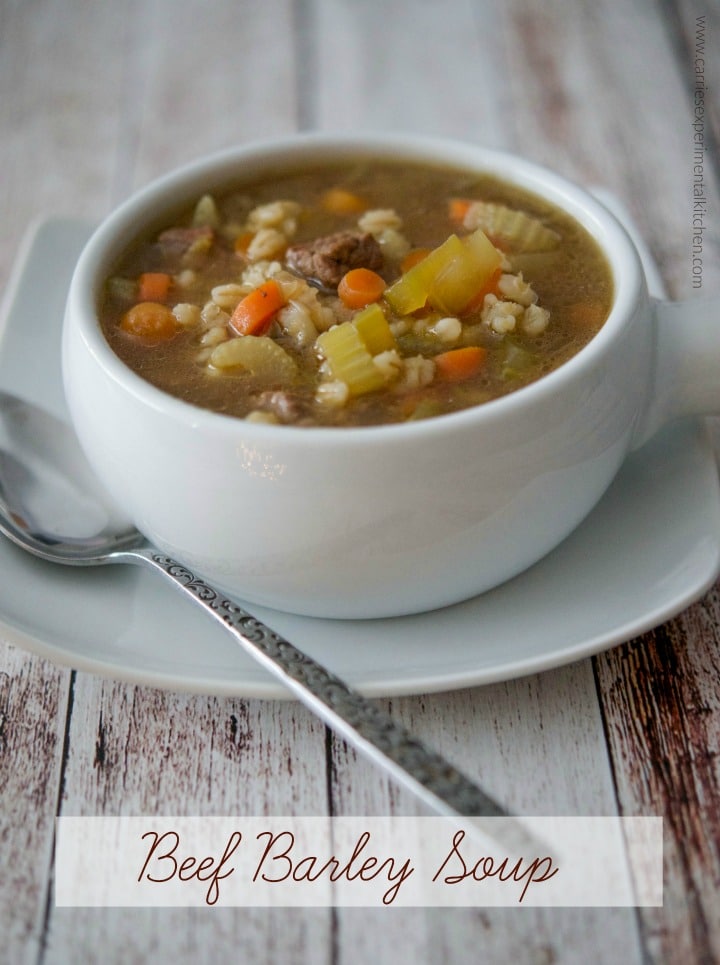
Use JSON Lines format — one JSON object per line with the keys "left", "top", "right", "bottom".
{"left": 131, "top": 548, "right": 508, "bottom": 821}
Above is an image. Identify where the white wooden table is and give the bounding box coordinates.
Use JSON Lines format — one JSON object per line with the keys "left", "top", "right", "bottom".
{"left": 1, "top": 1, "right": 718, "bottom": 962}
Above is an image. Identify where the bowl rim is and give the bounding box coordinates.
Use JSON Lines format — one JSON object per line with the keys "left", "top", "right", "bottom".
{"left": 64, "top": 131, "right": 646, "bottom": 447}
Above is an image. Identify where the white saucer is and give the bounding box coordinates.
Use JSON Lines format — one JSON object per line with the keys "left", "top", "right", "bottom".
{"left": 1, "top": 219, "right": 718, "bottom": 699}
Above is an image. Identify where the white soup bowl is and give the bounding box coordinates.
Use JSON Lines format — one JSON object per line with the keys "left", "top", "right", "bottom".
{"left": 62, "top": 134, "right": 719, "bottom": 618}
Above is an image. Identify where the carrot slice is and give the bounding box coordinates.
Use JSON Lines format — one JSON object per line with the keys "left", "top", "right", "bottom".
{"left": 448, "top": 198, "right": 473, "bottom": 224}
{"left": 321, "top": 188, "right": 367, "bottom": 215}
{"left": 434, "top": 345, "right": 488, "bottom": 381}
{"left": 337, "top": 268, "right": 386, "bottom": 309}
{"left": 137, "top": 272, "right": 172, "bottom": 302}
{"left": 120, "top": 302, "right": 179, "bottom": 341}
{"left": 400, "top": 247, "right": 432, "bottom": 273}
{"left": 229, "top": 279, "right": 285, "bottom": 336}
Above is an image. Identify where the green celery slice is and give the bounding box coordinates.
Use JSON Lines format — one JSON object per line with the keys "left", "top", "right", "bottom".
{"left": 429, "top": 229, "right": 502, "bottom": 314}
{"left": 353, "top": 303, "right": 396, "bottom": 354}
{"left": 209, "top": 335, "right": 298, "bottom": 382}
{"left": 317, "top": 322, "right": 386, "bottom": 395}
{"left": 466, "top": 201, "right": 561, "bottom": 252}
{"left": 385, "top": 229, "right": 501, "bottom": 317}
{"left": 384, "top": 235, "right": 466, "bottom": 314}
{"left": 501, "top": 341, "right": 540, "bottom": 381}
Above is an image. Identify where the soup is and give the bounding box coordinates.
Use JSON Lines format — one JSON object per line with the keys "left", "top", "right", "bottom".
{"left": 100, "top": 160, "right": 613, "bottom": 427}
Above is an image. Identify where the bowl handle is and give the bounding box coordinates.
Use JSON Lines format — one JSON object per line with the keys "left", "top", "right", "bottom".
{"left": 632, "top": 295, "right": 720, "bottom": 449}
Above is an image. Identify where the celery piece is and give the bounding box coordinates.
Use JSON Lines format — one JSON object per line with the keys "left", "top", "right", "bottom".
{"left": 500, "top": 341, "right": 539, "bottom": 381}
{"left": 209, "top": 335, "right": 297, "bottom": 382}
{"left": 385, "top": 235, "right": 466, "bottom": 315}
{"left": 385, "top": 229, "right": 501, "bottom": 317}
{"left": 353, "top": 303, "right": 396, "bottom": 354}
{"left": 465, "top": 226, "right": 504, "bottom": 272}
{"left": 106, "top": 277, "right": 137, "bottom": 303}
{"left": 429, "top": 229, "right": 502, "bottom": 315}
{"left": 192, "top": 193, "right": 220, "bottom": 228}
{"left": 317, "top": 322, "right": 386, "bottom": 395}
{"left": 465, "top": 201, "right": 560, "bottom": 252}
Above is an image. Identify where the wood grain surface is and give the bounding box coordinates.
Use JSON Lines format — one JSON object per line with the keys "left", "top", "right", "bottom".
{"left": 0, "top": 1, "right": 718, "bottom": 962}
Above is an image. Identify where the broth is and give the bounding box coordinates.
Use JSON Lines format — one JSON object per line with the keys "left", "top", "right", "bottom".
{"left": 99, "top": 160, "right": 613, "bottom": 427}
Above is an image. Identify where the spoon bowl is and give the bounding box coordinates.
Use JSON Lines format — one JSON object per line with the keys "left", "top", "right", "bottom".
{"left": 0, "top": 391, "right": 142, "bottom": 562}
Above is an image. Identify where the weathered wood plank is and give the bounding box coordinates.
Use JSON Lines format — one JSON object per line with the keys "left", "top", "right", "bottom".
{"left": 44, "top": 678, "right": 331, "bottom": 964}
{"left": 327, "top": 665, "right": 644, "bottom": 965}
{"left": 306, "top": 0, "right": 511, "bottom": 146}
{"left": 120, "top": 0, "right": 299, "bottom": 194}
{"left": 501, "top": 0, "right": 720, "bottom": 297}
{"left": 0, "top": 644, "right": 69, "bottom": 964}
{"left": 666, "top": 0, "right": 720, "bottom": 157}
{"left": 0, "top": 3, "right": 131, "bottom": 962}
{"left": 595, "top": 586, "right": 720, "bottom": 964}
{"left": 58, "top": 678, "right": 328, "bottom": 816}
{"left": 0, "top": 1, "right": 128, "bottom": 283}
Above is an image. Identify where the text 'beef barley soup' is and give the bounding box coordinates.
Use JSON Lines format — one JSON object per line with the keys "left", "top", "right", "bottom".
{"left": 100, "top": 161, "right": 613, "bottom": 427}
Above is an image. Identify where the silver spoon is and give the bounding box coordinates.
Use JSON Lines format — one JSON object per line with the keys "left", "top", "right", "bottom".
{"left": 0, "top": 390, "right": 519, "bottom": 831}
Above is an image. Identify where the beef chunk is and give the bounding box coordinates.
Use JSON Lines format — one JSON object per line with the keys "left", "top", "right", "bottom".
{"left": 285, "top": 230, "right": 383, "bottom": 288}
{"left": 255, "top": 390, "right": 310, "bottom": 424}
